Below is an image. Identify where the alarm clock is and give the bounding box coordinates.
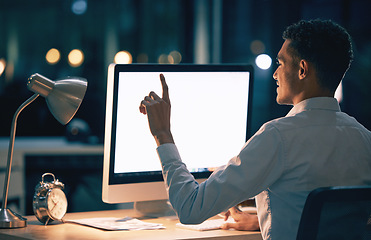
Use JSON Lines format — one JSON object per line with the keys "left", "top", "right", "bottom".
{"left": 33, "top": 173, "right": 68, "bottom": 225}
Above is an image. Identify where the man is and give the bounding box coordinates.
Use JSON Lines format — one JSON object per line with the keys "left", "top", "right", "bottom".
{"left": 139, "top": 19, "right": 371, "bottom": 239}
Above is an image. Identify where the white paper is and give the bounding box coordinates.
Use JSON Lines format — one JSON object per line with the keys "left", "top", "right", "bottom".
{"left": 65, "top": 217, "right": 165, "bottom": 231}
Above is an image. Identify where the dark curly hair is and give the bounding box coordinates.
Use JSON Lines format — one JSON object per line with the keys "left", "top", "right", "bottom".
{"left": 282, "top": 19, "right": 353, "bottom": 93}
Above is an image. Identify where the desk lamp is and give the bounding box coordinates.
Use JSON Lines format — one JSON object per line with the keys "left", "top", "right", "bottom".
{"left": 0, "top": 73, "right": 87, "bottom": 228}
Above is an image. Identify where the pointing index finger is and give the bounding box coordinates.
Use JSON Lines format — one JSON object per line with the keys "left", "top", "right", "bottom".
{"left": 160, "top": 73, "right": 170, "bottom": 103}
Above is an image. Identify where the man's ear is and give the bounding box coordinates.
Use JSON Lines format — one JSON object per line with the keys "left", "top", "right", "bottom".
{"left": 299, "top": 59, "right": 309, "bottom": 79}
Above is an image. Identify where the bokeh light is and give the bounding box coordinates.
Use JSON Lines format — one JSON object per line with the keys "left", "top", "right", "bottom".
{"left": 71, "top": 0, "right": 87, "bottom": 15}
{"left": 250, "top": 40, "right": 265, "bottom": 55}
{"left": 255, "top": 54, "right": 272, "bottom": 70}
{"left": 158, "top": 54, "right": 168, "bottom": 64}
{"left": 169, "top": 50, "right": 182, "bottom": 64}
{"left": 114, "top": 51, "right": 132, "bottom": 64}
{"left": 46, "top": 48, "right": 61, "bottom": 65}
{"left": 0, "top": 59, "right": 6, "bottom": 76}
{"left": 68, "top": 49, "right": 84, "bottom": 67}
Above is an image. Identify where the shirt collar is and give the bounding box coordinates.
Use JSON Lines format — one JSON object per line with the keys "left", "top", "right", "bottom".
{"left": 286, "top": 97, "right": 341, "bottom": 117}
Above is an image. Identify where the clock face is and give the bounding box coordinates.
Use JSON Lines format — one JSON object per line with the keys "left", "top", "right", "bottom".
{"left": 46, "top": 188, "right": 68, "bottom": 220}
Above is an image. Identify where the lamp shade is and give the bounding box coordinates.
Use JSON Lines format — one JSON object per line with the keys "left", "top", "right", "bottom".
{"left": 27, "top": 73, "right": 88, "bottom": 125}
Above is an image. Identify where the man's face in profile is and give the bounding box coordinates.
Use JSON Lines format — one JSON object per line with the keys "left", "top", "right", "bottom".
{"left": 273, "top": 40, "right": 301, "bottom": 105}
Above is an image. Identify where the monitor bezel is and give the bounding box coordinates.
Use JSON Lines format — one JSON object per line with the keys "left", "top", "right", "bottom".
{"left": 105, "top": 63, "right": 254, "bottom": 187}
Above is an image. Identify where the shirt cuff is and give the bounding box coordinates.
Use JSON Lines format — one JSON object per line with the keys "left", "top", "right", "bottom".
{"left": 157, "top": 143, "right": 181, "bottom": 164}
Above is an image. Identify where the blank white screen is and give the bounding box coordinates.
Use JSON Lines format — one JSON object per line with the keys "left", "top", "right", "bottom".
{"left": 114, "top": 71, "right": 250, "bottom": 173}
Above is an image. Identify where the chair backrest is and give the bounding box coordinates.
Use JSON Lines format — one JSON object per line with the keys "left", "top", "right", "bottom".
{"left": 296, "top": 186, "right": 371, "bottom": 240}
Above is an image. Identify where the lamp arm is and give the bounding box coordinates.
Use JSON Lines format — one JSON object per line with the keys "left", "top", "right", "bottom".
{"left": 1, "top": 93, "right": 39, "bottom": 209}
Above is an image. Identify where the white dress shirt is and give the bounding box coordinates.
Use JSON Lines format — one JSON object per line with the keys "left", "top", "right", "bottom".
{"left": 157, "top": 97, "right": 371, "bottom": 239}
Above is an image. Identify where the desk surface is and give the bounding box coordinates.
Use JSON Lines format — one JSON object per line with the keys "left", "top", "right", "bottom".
{"left": 0, "top": 209, "right": 262, "bottom": 240}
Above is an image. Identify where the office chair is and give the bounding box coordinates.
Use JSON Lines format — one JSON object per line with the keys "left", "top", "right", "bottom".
{"left": 296, "top": 186, "right": 371, "bottom": 240}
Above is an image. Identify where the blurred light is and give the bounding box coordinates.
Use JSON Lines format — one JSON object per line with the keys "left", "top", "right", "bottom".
{"left": 68, "top": 49, "right": 84, "bottom": 67}
{"left": 255, "top": 54, "right": 272, "bottom": 70}
{"left": 0, "top": 59, "right": 6, "bottom": 76}
{"left": 72, "top": 0, "right": 87, "bottom": 15}
{"left": 137, "top": 53, "right": 148, "bottom": 63}
{"left": 168, "top": 55, "right": 174, "bottom": 64}
{"left": 114, "top": 51, "right": 132, "bottom": 64}
{"left": 250, "top": 40, "right": 265, "bottom": 55}
{"left": 45, "top": 48, "right": 61, "bottom": 65}
{"left": 335, "top": 81, "right": 343, "bottom": 103}
{"left": 169, "top": 50, "right": 182, "bottom": 64}
{"left": 158, "top": 54, "right": 168, "bottom": 64}
{"left": 5, "top": 62, "right": 14, "bottom": 81}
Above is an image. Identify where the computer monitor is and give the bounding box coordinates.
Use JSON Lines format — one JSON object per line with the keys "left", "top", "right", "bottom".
{"left": 102, "top": 64, "right": 254, "bottom": 215}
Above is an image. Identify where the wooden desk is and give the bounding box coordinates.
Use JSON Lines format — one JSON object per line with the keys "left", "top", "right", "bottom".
{"left": 0, "top": 209, "right": 262, "bottom": 240}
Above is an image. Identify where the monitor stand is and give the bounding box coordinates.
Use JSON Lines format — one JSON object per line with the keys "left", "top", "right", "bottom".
{"left": 134, "top": 200, "right": 176, "bottom": 218}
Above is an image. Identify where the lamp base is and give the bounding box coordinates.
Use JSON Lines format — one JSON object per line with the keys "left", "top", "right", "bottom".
{"left": 0, "top": 208, "right": 27, "bottom": 228}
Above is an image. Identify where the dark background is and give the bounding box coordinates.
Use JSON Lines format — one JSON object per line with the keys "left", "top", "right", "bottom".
{"left": 0, "top": 0, "right": 370, "bottom": 140}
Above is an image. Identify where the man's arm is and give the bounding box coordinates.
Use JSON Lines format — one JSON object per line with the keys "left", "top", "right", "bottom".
{"left": 157, "top": 123, "right": 284, "bottom": 224}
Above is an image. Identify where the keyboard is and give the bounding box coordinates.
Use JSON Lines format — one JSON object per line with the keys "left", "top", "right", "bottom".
{"left": 176, "top": 218, "right": 235, "bottom": 231}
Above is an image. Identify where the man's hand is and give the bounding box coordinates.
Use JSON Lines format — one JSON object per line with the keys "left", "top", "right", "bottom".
{"left": 140, "top": 74, "right": 174, "bottom": 146}
{"left": 221, "top": 206, "right": 260, "bottom": 231}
